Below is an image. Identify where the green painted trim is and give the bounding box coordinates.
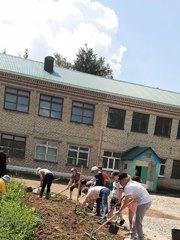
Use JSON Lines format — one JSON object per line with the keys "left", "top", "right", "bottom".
{"left": 153, "top": 163, "right": 160, "bottom": 191}
{"left": 131, "top": 160, "right": 136, "bottom": 175}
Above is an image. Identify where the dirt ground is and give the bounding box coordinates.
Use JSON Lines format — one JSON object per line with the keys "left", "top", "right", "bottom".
{"left": 17, "top": 178, "right": 180, "bottom": 240}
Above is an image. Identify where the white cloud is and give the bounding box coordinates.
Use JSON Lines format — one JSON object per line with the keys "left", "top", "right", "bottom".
{"left": 0, "top": 0, "right": 126, "bottom": 78}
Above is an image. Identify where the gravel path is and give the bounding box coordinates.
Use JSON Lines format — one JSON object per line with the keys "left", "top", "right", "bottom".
{"left": 16, "top": 178, "right": 180, "bottom": 240}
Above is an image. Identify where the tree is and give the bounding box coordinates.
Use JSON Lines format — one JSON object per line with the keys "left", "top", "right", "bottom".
{"left": 2, "top": 48, "right": 6, "bottom": 54}
{"left": 24, "top": 49, "right": 29, "bottom": 59}
{"left": 73, "top": 44, "right": 113, "bottom": 78}
{"left": 54, "top": 53, "right": 72, "bottom": 69}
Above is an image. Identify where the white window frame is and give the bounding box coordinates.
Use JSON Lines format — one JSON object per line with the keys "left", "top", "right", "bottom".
{"left": 35, "top": 141, "right": 58, "bottom": 162}
{"left": 102, "top": 151, "right": 121, "bottom": 171}
{"left": 67, "top": 145, "right": 90, "bottom": 167}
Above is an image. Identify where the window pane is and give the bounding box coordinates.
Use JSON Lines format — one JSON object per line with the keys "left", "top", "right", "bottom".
{"left": 17, "top": 105, "right": 28, "bottom": 112}
{"left": 78, "top": 159, "right": 87, "bottom": 167}
{"left": 50, "top": 111, "right": 61, "bottom": 119}
{"left": 5, "top": 94, "right": 17, "bottom": 103}
{"left": 41, "top": 95, "right": 51, "bottom": 101}
{"left": 79, "top": 152, "right": 88, "bottom": 159}
{"left": 40, "top": 101, "right": 51, "bottom": 109}
{"left": 159, "top": 165, "right": 165, "bottom": 175}
{"left": 103, "top": 157, "right": 108, "bottom": 168}
{"left": 82, "top": 117, "right": 93, "bottom": 125}
{"left": 72, "top": 107, "right": 82, "bottom": 116}
{"left": 67, "top": 157, "right": 76, "bottom": 165}
{"left": 104, "top": 151, "right": 112, "bottom": 157}
{"left": 171, "top": 160, "right": 180, "bottom": 179}
{"left": 6, "top": 88, "right": 17, "bottom": 94}
{"left": 39, "top": 109, "right": 50, "bottom": 117}
{"left": 5, "top": 102, "right": 16, "bottom": 110}
{"left": 18, "top": 96, "right": 29, "bottom": 105}
{"left": 51, "top": 103, "right": 61, "bottom": 111}
{"left": 18, "top": 90, "right": 29, "bottom": 97}
{"left": 73, "top": 102, "right": 83, "bottom": 107}
{"left": 68, "top": 151, "right": 77, "bottom": 158}
{"left": 36, "top": 146, "right": 46, "bottom": 160}
{"left": 71, "top": 115, "right": 82, "bottom": 122}
{"left": 108, "top": 158, "right": 114, "bottom": 169}
{"left": 83, "top": 109, "right": 93, "bottom": 117}
{"left": 114, "top": 159, "right": 120, "bottom": 170}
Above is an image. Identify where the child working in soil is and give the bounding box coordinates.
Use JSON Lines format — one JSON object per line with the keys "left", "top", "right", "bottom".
{"left": 110, "top": 172, "right": 125, "bottom": 226}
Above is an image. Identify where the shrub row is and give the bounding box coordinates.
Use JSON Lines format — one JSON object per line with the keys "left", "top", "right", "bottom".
{"left": 0, "top": 180, "right": 40, "bottom": 240}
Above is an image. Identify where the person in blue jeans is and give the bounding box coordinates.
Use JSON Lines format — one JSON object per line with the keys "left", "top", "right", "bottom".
{"left": 81, "top": 186, "right": 110, "bottom": 219}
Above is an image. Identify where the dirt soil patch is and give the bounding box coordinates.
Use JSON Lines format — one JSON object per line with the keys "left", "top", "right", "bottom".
{"left": 27, "top": 193, "right": 128, "bottom": 240}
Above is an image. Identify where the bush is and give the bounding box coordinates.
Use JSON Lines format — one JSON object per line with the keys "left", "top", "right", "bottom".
{"left": 0, "top": 180, "right": 40, "bottom": 240}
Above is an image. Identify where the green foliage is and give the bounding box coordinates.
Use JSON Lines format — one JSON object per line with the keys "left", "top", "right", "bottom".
{"left": 0, "top": 180, "right": 40, "bottom": 240}
{"left": 54, "top": 53, "right": 72, "bottom": 68}
{"left": 54, "top": 44, "right": 113, "bottom": 78}
{"left": 74, "top": 44, "right": 113, "bottom": 78}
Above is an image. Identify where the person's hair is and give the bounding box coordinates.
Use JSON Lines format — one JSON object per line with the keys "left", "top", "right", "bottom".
{"left": 98, "top": 166, "right": 102, "bottom": 170}
{"left": 132, "top": 176, "right": 142, "bottom": 183}
{"left": 118, "top": 172, "right": 128, "bottom": 180}
{"left": 81, "top": 186, "right": 89, "bottom": 195}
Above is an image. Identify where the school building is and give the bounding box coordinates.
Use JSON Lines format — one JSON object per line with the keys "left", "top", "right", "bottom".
{"left": 0, "top": 53, "right": 180, "bottom": 192}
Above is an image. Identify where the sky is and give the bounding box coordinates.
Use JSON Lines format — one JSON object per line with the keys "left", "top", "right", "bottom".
{"left": 0, "top": 0, "right": 180, "bottom": 93}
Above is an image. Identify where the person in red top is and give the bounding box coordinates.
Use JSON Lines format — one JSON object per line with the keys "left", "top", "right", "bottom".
{"left": 98, "top": 166, "right": 109, "bottom": 187}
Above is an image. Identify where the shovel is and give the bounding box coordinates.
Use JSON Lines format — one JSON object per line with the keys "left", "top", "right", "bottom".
{"left": 84, "top": 199, "right": 134, "bottom": 240}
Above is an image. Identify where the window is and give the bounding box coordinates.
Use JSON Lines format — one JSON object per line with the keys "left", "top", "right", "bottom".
{"left": 35, "top": 140, "right": 58, "bottom": 162}
{"left": 107, "top": 107, "right": 126, "bottom": 129}
{"left": 1, "top": 134, "right": 26, "bottom": 158}
{"left": 177, "top": 121, "right": 180, "bottom": 139}
{"left": 154, "top": 116, "right": 172, "bottom": 137}
{"left": 67, "top": 145, "right": 90, "bottom": 167}
{"left": 158, "top": 159, "right": 166, "bottom": 177}
{"left": 4, "top": 87, "right": 30, "bottom": 113}
{"left": 39, "top": 94, "right": 63, "bottom": 119}
{"left": 71, "top": 101, "right": 94, "bottom": 125}
{"left": 171, "top": 160, "right": 180, "bottom": 179}
{"left": 131, "top": 112, "right": 149, "bottom": 133}
{"left": 102, "top": 151, "right": 121, "bottom": 171}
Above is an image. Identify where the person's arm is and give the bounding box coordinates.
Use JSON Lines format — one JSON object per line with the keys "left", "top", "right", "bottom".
{"left": 117, "top": 188, "right": 124, "bottom": 204}
{"left": 82, "top": 195, "right": 90, "bottom": 208}
{"left": 119, "top": 195, "right": 135, "bottom": 213}
{"left": 67, "top": 178, "right": 73, "bottom": 188}
{"left": 39, "top": 172, "right": 44, "bottom": 186}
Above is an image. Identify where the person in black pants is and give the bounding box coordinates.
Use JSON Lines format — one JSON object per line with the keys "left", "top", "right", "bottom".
{"left": 91, "top": 166, "right": 104, "bottom": 217}
{"left": 36, "top": 167, "right": 54, "bottom": 199}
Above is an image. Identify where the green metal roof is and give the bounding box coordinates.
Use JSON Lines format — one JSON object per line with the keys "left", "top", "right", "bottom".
{"left": 0, "top": 53, "right": 180, "bottom": 108}
{"left": 122, "top": 146, "right": 149, "bottom": 160}
{"left": 122, "top": 146, "right": 161, "bottom": 161}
